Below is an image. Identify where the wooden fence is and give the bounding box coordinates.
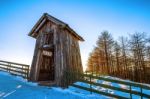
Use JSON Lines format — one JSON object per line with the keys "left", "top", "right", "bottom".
{"left": 72, "top": 73, "right": 150, "bottom": 99}
{"left": 0, "top": 60, "right": 29, "bottom": 79}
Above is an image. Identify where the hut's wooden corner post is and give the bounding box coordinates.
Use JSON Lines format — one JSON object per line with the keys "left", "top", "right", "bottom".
{"left": 63, "top": 70, "right": 69, "bottom": 88}
{"left": 66, "top": 70, "right": 69, "bottom": 88}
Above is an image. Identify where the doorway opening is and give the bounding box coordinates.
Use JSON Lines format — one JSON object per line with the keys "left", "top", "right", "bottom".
{"left": 38, "top": 50, "right": 54, "bottom": 81}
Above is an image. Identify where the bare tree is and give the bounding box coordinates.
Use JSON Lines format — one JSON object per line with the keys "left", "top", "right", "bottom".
{"left": 114, "top": 41, "right": 121, "bottom": 76}
{"left": 87, "top": 52, "right": 93, "bottom": 72}
{"left": 119, "top": 37, "right": 129, "bottom": 78}
{"left": 96, "top": 31, "right": 114, "bottom": 74}
{"left": 87, "top": 31, "right": 150, "bottom": 84}
{"left": 129, "top": 32, "right": 146, "bottom": 82}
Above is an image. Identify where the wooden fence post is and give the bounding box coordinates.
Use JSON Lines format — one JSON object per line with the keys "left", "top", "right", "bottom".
{"left": 140, "top": 87, "right": 143, "bottom": 99}
{"left": 8, "top": 63, "right": 10, "bottom": 73}
{"left": 90, "top": 75, "right": 92, "bottom": 94}
{"left": 22, "top": 65, "right": 23, "bottom": 77}
{"left": 85, "top": 71, "right": 87, "bottom": 75}
{"left": 26, "top": 66, "right": 29, "bottom": 79}
{"left": 130, "top": 85, "right": 132, "bottom": 99}
{"left": 7, "top": 63, "right": 9, "bottom": 72}
{"left": 0, "top": 60, "right": 30, "bottom": 79}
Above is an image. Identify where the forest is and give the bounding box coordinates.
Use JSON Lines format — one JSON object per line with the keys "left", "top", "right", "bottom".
{"left": 87, "top": 31, "right": 150, "bottom": 84}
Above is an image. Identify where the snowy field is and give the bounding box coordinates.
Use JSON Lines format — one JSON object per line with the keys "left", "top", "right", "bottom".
{"left": 0, "top": 71, "right": 150, "bottom": 99}
{"left": 0, "top": 71, "right": 108, "bottom": 99}
{"left": 71, "top": 77, "right": 150, "bottom": 99}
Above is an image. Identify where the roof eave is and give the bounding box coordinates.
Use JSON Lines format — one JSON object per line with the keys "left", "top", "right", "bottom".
{"left": 28, "top": 13, "right": 47, "bottom": 38}
{"left": 65, "top": 25, "right": 84, "bottom": 41}
{"left": 28, "top": 13, "right": 85, "bottom": 41}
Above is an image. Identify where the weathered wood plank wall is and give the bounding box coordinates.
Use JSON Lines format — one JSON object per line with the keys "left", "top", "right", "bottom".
{"left": 29, "top": 14, "right": 83, "bottom": 87}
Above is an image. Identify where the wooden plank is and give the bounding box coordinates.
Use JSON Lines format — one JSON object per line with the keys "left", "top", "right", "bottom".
{"left": 9, "top": 69, "right": 28, "bottom": 75}
{"left": 0, "top": 60, "right": 29, "bottom": 67}
{"left": 83, "top": 74, "right": 150, "bottom": 90}
{"left": 72, "top": 84, "right": 129, "bottom": 99}
{"left": 0, "top": 67, "right": 28, "bottom": 79}
{"left": 0, "top": 63, "right": 29, "bottom": 70}
{"left": 29, "top": 15, "right": 84, "bottom": 87}
{"left": 80, "top": 79, "right": 150, "bottom": 98}
{"left": 0, "top": 66, "right": 28, "bottom": 75}
{"left": 8, "top": 70, "right": 27, "bottom": 78}
{"left": 0, "top": 61, "right": 29, "bottom": 79}
{"left": 0, "top": 66, "right": 8, "bottom": 70}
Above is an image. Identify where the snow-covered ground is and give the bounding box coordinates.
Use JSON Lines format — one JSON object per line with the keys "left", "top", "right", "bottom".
{"left": 71, "top": 76, "right": 150, "bottom": 99}
{"left": 0, "top": 71, "right": 108, "bottom": 99}
{"left": 0, "top": 71, "right": 150, "bottom": 99}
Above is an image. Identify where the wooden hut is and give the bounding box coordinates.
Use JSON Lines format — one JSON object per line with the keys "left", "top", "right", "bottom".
{"left": 29, "top": 13, "right": 84, "bottom": 87}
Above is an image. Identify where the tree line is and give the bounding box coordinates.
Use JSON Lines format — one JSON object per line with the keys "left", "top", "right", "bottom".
{"left": 87, "top": 31, "right": 150, "bottom": 83}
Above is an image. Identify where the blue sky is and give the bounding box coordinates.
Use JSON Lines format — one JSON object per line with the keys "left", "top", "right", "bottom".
{"left": 0, "top": 0, "right": 150, "bottom": 70}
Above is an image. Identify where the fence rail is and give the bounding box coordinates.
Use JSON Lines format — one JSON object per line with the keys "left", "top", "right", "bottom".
{"left": 0, "top": 60, "right": 30, "bottom": 79}
{"left": 72, "top": 73, "right": 150, "bottom": 99}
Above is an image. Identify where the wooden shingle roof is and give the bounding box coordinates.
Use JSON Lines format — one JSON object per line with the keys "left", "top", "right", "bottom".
{"left": 28, "top": 13, "right": 84, "bottom": 41}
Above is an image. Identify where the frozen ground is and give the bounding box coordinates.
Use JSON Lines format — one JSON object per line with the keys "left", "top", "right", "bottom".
{"left": 0, "top": 71, "right": 150, "bottom": 99}
{"left": 0, "top": 71, "right": 108, "bottom": 99}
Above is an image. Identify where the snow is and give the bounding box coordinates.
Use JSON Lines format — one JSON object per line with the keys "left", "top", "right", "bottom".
{"left": 0, "top": 71, "right": 150, "bottom": 99}
{"left": 82, "top": 76, "right": 150, "bottom": 99}
{"left": 71, "top": 76, "right": 150, "bottom": 99}
{"left": 0, "top": 71, "right": 107, "bottom": 99}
